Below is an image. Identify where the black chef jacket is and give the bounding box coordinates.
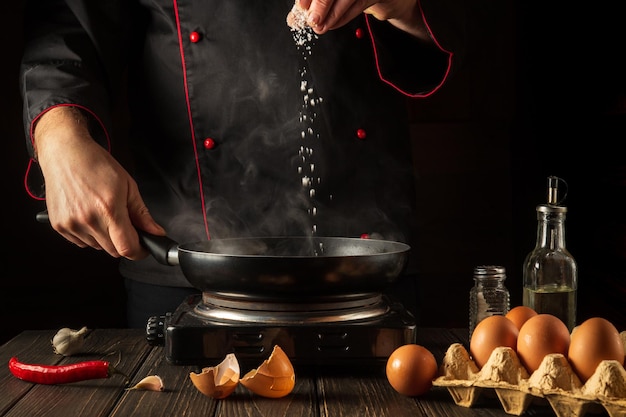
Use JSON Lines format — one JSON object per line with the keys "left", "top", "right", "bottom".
{"left": 20, "top": 0, "right": 452, "bottom": 288}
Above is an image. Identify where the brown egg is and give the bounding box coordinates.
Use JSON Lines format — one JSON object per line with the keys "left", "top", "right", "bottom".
{"left": 505, "top": 305, "right": 538, "bottom": 330}
{"left": 189, "top": 353, "right": 240, "bottom": 399}
{"left": 240, "top": 345, "right": 295, "bottom": 398}
{"left": 385, "top": 344, "right": 438, "bottom": 396}
{"left": 568, "top": 317, "right": 625, "bottom": 382}
{"left": 470, "top": 315, "right": 519, "bottom": 369}
{"left": 517, "top": 314, "right": 570, "bottom": 373}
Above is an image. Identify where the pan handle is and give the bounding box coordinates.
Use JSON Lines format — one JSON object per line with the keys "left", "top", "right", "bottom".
{"left": 35, "top": 210, "right": 179, "bottom": 266}
{"left": 136, "top": 230, "right": 180, "bottom": 266}
{"left": 35, "top": 210, "right": 50, "bottom": 223}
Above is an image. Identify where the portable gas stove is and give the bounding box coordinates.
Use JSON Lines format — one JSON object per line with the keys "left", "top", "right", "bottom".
{"left": 146, "top": 291, "right": 416, "bottom": 367}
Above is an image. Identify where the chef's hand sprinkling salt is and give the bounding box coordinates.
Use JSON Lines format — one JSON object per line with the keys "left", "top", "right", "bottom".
{"left": 51, "top": 326, "right": 90, "bottom": 356}
{"left": 287, "top": 1, "right": 309, "bottom": 30}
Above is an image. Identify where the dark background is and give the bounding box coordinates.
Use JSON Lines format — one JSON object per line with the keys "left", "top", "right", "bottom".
{"left": 2, "top": 1, "right": 624, "bottom": 344}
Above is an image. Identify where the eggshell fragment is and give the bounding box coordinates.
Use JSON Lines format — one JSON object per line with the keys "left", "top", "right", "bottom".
{"left": 240, "top": 345, "right": 295, "bottom": 398}
{"left": 189, "top": 353, "right": 240, "bottom": 399}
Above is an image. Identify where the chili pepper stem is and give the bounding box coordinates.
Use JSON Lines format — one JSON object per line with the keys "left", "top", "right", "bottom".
{"left": 109, "top": 364, "right": 130, "bottom": 386}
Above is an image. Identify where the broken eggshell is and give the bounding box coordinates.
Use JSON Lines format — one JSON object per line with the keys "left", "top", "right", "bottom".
{"left": 240, "top": 345, "right": 295, "bottom": 398}
{"left": 189, "top": 353, "right": 240, "bottom": 399}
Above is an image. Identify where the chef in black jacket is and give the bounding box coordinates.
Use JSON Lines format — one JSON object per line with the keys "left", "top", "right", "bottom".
{"left": 20, "top": 0, "right": 452, "bottom": 327}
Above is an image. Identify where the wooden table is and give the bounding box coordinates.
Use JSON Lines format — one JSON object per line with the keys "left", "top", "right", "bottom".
{"left": 1, "top": 328, "right": 571, "bottom": 417}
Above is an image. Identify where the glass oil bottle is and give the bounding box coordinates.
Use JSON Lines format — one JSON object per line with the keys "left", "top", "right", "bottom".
{"left": 523, "top": 176, "right": 577, "bottom": 331}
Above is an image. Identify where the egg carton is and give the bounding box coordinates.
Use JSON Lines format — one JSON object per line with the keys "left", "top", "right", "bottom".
{"left": 432, "top": 343, "right": 626, "bottom": 417}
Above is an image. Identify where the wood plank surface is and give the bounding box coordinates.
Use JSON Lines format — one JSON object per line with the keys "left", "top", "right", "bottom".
{"left": 1, "top": 331, "right": 58, "bottom": 415}
{"left": 4, "top": 328, "right": 606, "bottom": 417}
{"left": 318, "top": 372, "right": 419, "bottom": 417}
{"left": 2, "top": 329, "right": 149, "bottom": 417}
{"left": 216, "top": 379, "right": 317, "bottom": 417}
{"left": 111, "top": 346, "right": 219, "bottom": 417}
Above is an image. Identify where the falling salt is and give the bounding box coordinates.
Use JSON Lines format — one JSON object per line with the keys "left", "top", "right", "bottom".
{"left": 289, "top": 3, "right": 322, "bottom": 238}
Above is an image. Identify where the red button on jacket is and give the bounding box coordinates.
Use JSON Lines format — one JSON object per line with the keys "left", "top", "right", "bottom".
{"left": 203, "top": 138, "right": 215, "bottom": 149}
{"left": 189, "top": 31, "right": 201, "bottom": 43}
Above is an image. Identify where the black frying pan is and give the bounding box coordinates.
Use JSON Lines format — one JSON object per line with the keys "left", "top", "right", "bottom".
{"left": 37, "top": 211, "right": 410, "bottom": 297}
{"left": 140, "top": 234, "right": 410, "bottom": 297}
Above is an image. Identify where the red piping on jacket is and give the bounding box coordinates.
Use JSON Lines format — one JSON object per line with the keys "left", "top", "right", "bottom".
{"left": 364, "top": 0, "right": 453, "bottom": 97}
{"left": 172, "top": 0, "right": 211, "bottom": 240}
{"left": 24, "top": 103, "right": 111, "bottom": 201}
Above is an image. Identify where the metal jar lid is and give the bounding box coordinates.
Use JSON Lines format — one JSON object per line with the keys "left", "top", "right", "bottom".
{"left": 473, "top": 265, "right": 506, "bottom": 278}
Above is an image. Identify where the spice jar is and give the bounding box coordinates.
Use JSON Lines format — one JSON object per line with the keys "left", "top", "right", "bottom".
{"left": 469, "top": 265, "right": 510, "bottom": 338}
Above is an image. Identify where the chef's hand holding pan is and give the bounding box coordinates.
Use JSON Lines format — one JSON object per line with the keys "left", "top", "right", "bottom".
{"left": 33, "top": 106, "right": 166, "bottom": 260}
{"left": 299, "top": 0, "right": 431, "bottom": 40}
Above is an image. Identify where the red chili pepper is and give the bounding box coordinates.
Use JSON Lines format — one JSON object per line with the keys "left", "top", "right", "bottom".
{"left": 8, "top": 357, "right": 126, "bottom": 385}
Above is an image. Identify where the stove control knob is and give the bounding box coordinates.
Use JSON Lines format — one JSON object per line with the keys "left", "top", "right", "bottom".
{"left": 146, "top": 315, "right": 166, "bottom": 346}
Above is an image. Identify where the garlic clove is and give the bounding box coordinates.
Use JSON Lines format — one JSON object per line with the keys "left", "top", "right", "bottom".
{"left": 240, "top": 345, "right": 295, "bottom": 398}
{"left": 126, "top": 375, "right": 165, "bottom": 391}
{"left": 190, "top": 353, "right": 240, "bottom": 399}
{"left": 51, "top": 326, "right": 90, "bottom": 356}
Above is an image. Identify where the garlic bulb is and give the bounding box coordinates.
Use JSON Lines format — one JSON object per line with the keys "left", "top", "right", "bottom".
{"left": 51, "top": 326, "right": 89, "bottom": 356}
{"left": 126, "top": 375, "right": 165, "bottom": 391}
